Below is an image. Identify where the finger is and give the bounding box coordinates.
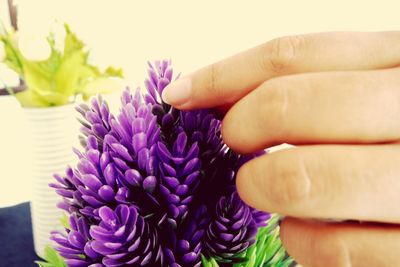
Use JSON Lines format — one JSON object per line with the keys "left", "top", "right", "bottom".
{"left": 222, "top": 67, "right": 400, "bottom": 154}
{"left": 280, "top": 217, "right": 400, "bottom": 267}
{"left": 236, "top": 144, "right": 400, "bottom": 223}
{"left": 162, "top": 31, "right": 400, "bottom": 109}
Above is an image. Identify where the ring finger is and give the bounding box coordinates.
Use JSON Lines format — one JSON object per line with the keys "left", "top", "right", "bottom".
{"left": 236, "top": 144, "right": 400, "bottom": 223}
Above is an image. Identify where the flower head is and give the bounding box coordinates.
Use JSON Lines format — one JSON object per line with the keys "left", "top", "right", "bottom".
{"left": 90, "top": 205, "right": 163, "bottom": 266}
{"left": 51, "top": 213, "right": 102, "bottom": 267}
{"left": 204, "top": 193, "right": 258, "bottom": 262}
{"left": 51, "top": 60, "right": 270, "bottom": 267}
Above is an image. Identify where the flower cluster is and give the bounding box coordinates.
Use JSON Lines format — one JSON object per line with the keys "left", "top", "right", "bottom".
{"left": 50, "top": 60, "right": 271, "bottom": 267}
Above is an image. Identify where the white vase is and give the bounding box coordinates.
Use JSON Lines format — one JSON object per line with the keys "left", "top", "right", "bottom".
{"left": 23, "top": 103, "right": 79, "bottom": 258}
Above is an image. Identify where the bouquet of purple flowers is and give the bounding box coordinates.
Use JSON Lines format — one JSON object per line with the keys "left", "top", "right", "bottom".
{"left": 42, "top": 61, "right": 293, "bottom": 267}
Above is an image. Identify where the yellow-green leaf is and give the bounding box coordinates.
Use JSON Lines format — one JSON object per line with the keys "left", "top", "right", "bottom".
{"left": 15, "top": 90, "right": 49, "bottom": 107}
{"left": 54, "top": 50, "right": 85, "bottom": 96}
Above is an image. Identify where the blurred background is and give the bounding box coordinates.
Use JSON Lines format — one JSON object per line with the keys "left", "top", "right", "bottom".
{"left": 0, "top": 0, "right": 398, "bottom": 266}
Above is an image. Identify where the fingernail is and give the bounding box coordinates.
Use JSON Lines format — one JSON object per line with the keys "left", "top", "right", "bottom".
{"left": 162, "top": 77, "right": 192, "bottom": 105}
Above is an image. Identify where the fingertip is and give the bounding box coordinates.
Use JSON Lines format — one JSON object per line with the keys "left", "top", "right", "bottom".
{"left": 236, "top": 164, "right": 250, "bottom": 202}
{"left": 221, "top": 100, "right": 270, "bottom": 154}
{"left": 160, "top": 86, "right": 171, "bottom": 105}
{"left": 161, "top": 77, "right": 192, "bottom": 107}
{"left": 235, "top": 160, "right": 266, "bottom": 211}
{"left": 221, "top": 110, "right": 250, "bottom": 154}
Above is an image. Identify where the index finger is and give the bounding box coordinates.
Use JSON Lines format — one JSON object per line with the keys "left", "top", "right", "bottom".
{"left": 162, "top": 31, "right": 400, "bottom": 110}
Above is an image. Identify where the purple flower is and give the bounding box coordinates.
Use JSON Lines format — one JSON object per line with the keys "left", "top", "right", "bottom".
{"left": 157, "top": 130, "right": 202, "bottom": 228}
{"left": 76, "top": 95, "right": 114, "bottom": 148}
{"left": 90, "top": 205, "right": 163, "bottom": 266}
{"left": 51, "top": 214, "right": 102, "bottom": 267}
{"left": 51, "top": 60, "right": 270, "bottom": 267}
{"left": 204, "top": 193, "right": 258, "bottom": 261}
{"left": 164, "top": 205, "right": 209, "bottom": 267}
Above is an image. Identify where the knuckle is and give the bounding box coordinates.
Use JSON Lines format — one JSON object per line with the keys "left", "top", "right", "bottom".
{"left": 264, "top": 79, "right": 291, "bottom": 116}
{"left": 257, "top": 79, "right": 292, "bottom": 136}
{"left": 262, "top": 35, "right": 307, "bottom": 74}
{"left": 202, "top": 63, "right": 223, "bottom": 99}
{"left": 267, "top": 150, "right": 312, "bottom": 206}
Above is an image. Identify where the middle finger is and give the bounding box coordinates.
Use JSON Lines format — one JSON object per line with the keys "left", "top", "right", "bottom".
{"left": 222, "top": 67, "right": 400, "bottom": 154}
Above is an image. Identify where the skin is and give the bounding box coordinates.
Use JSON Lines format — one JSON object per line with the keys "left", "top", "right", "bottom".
{"left": 161, "top": 31, "right": 400, "bottom": 267}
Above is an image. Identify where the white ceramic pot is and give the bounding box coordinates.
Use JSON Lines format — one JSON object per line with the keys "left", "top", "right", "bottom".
{"left": 23, "top": 104, "right": 79, "bottom": 258}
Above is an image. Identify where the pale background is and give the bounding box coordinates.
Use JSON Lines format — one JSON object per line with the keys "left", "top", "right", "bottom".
{"left": 0, "top": 0, "right": 399, "bottom": 207}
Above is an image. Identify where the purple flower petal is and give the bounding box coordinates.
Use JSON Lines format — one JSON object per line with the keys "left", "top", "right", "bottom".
{"left": 143, "top": 176, "right": 157, "bottom": 193}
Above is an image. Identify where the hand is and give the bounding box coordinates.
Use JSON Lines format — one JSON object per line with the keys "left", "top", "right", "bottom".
{"left": 162, "top": 32, "right": 400, "bottom": 267}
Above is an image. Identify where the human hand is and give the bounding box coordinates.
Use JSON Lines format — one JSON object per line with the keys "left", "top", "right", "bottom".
{"left": 162, "top": 32, "right": 400, "bottom": 267}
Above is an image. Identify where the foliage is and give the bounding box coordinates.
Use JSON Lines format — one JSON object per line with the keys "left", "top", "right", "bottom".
{"left": 0, "top": 23, "right": 123, "bottom": 107}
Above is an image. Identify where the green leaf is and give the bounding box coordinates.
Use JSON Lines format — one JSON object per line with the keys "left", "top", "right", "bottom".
{"left": 54, "top": 49, "right": 85, "bottom": 96}
{"left": 15, "top": 90, "right": 49, "bottom": 107}
{"left": 80, "top": 77, "right": 123, "bottom": 100}
{"left": 21, "top": 59, "right": 53, "bottom": 91}
{"left": 35, "top": 246, "right": 67, "bottom": 267}
{"left": 201, "top": 255, "right": 220, "bottom": 267}
{"left": 104, "top": 66, "right": 124, "bottom": 77}
{"left": 44, "top": 246, "right": 60, "bottom": 263}
{"left": 0, "top": 31, "right": 24, "bottom": 76}
{"left": 63, "top": 23, "right": 85, "bottom": 56}
{"left": 35, "top": 262, "right": 55, "bottom": 267}
{"left": 60, "top": 213, "right": 71, "bottom": 230}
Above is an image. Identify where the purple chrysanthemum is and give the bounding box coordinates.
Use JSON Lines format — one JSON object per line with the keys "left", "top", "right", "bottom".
{"left": 50, "top": 60, "right": 270, "bottom": 267}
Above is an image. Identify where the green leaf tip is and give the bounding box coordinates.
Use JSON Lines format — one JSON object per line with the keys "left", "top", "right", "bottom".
{"left": 35, "top": 245, "right": 67, "bottom": 267}
{"left": 60, "top": 212, "right": 71, "bottom": 230}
